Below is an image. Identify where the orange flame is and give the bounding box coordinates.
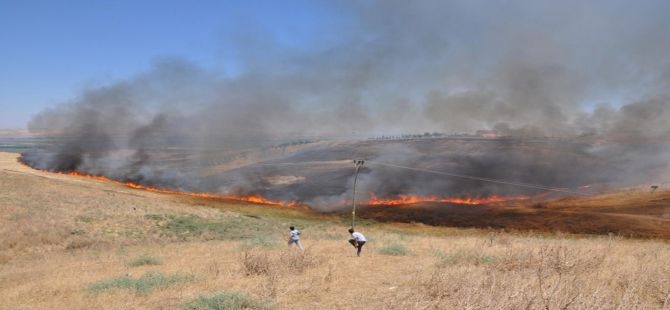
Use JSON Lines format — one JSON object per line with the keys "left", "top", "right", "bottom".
{"left": 17, "top": 159, "right": 552, "bottom": 208}
{"left": 18, "top": 160, "right": 299, "bottom": 207}
{"left": 365, "top": 192, "right": 534, "bottom": 206}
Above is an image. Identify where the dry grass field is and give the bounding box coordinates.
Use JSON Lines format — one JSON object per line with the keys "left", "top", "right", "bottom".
{"left": 1, "top": 152, "right": 669, "bottom": 309}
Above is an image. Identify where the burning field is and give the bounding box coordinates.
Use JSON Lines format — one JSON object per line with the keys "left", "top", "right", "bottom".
{"left": 16, "top": 133, "right": 670, "bottom": 238}
{"left": 361, "top": 191, "right": 670, "bottom": 239}
{"left": 20, "top": 136, "right": 603, "bottom": 205}
{"left": 1, "top": 150, "right": 670, "bottom": 309}
{"left": 13, "top": 0, "right": 670, "bottom": 238}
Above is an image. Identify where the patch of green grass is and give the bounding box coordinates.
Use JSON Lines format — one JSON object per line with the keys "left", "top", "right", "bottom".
{"left": 435, "top": 248, "right": 496, "bottom": 267}
{"left": 479, "top": 255, "right": 495, "bottom": 264}
{"left": 87, "top": 271, "right": 195, "bottom": 294}
{"left": 70, "top": 228, "right": 86, "bottom": 235}
{"left": 127, "top": 255, "right": 162, "bottom": 267}
{"left": 238, "top": 236, "right": 277, "bottom": 250}
{"left": 165, "top": 215, "right": 203, "bottom": 235}
{"left": 183, "top": 291, "right": 274, "bottom": 310}
{"left": 144, "top": 214, "right": 165, "bottom": 221}
{"left": 318, "top": 232, "right": 343, "bottom": 240}
{"left": 430, "top": 248, "right": 447, "bottom": 258}
{"left": 123, "top": 228, "right": 145, "bottom": 240}
{"left": 385, "top": 230, "right": 419, "bottom": 240}
{"left": 395, "top": 233, "right": 412, "bottom": 241}
{"left": 375, "top": 232, "right": 414, "bottom": 244}
{"left": 378, "top": 243, "right": 411, "bottom": 256}
{"left": 146, "top": 214, "right": 264, "bottom": 241}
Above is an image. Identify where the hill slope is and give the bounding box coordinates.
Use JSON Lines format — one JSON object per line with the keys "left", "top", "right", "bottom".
{"left": 361, "top": 186, "right": 670, "bottom": 238}
{"left": 1, "top": 152, "right": 668, "bottom": 309}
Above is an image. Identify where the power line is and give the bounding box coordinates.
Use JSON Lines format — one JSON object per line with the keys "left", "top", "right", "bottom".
{"left": 365, "top": 160, "right": 588, "bottom": 196}
{"left": 247, "top": 159, "right": 589, "bottom": 196}
{"left": 351, "top": 160, "right": 365, "bottom": 229}
{"left": 256, "top": 160, "right": 351, "bottom": 167}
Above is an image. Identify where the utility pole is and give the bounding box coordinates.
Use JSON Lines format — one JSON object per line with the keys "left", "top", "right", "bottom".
{"left": 351, "top": 159, "right": 365, "bottom": 229}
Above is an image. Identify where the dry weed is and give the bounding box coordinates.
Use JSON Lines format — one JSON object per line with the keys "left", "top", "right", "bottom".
{"left": 241, "top": 249, "right": 273, "bottom": 276}
{"left": 384, "top": 238, "right": 670, "bottom": 309}
{"left": 282, "top": 249, "right": 318, "bottom": 273}
{"left": 64, "top": 237, "right": 97, "bottom": 251}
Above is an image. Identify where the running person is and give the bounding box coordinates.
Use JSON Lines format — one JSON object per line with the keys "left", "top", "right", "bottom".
{"left": 288, "top": 226, "right": 304, "bottom": 250}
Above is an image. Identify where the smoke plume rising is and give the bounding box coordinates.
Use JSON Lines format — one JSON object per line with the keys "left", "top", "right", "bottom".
{"left": 22, "top": 1, "right": 670, "bottom": 210}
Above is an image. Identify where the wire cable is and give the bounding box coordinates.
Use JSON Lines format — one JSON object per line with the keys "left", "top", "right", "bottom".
{"left": 246, "top": 159, "right": 589, "bottom": 196}
{"left": 256, "top": 160, "right": 351, "bottom": 167}
{"left": 365, "top": 160, "right": 588, "bottom": 196}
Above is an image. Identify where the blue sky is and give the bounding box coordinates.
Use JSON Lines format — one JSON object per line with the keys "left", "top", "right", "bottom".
{"left": 0, "top": 0, "right": 346, "bottom": 128}
{"left": 2, "top": 1, "right": 669, "bottom": 135}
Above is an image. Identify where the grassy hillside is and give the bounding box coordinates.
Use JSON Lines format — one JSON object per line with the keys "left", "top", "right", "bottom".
{"left": 1, "top": 152, "right": 668, "bottom": 309}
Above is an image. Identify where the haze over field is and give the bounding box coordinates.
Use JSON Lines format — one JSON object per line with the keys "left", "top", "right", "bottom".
{"left": 11, "top": 1, "right": 670, "bottom": 210}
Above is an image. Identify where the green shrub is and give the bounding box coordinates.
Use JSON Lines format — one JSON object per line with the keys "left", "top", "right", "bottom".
{"left": 127, "top": 255, "right": 162, "bottom": 267}
{"left": 144, "top": 214, "right": 165, "bottom": 221}
{"left": 378, "top": 243, "right": 410, "bottom": 256}
{"left": 87, "top": 271, "right": 195, "bottom": 294}
{"left": 183, "top": 291, "right": 274, "bottom": 310}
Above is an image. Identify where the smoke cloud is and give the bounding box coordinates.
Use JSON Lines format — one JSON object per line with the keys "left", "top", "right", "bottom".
{"left": 22, "top": 1, "right": 670, "bottom": 209}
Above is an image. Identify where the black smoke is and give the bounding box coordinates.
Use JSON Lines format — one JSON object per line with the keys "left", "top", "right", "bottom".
{"left": 21, "top": 1, "right": 670, "bottom": 209}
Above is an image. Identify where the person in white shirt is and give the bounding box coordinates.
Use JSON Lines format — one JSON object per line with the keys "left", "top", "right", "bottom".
{"left": 288, "top": 226, "right": 304, "bottom": 250}
{"left": 348, "top": 228, "right": 367, "bottom": 257}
